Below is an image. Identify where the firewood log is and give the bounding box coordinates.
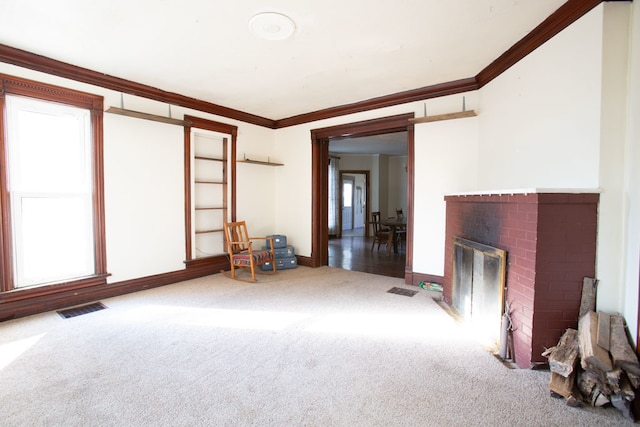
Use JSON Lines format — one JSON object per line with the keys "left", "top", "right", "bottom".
{"left": 610, "top": 315, "right": 640, "bottom": 375}
{"left": 544, "top": 328, "right": 579, "bottom": 377}
{"left": 579, "top": 311, "right": 613, "bottom": 372}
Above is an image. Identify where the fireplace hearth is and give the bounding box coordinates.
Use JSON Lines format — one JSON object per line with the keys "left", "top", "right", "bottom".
{"left": 444, "top": 190, "right": 599, "bottom": 368}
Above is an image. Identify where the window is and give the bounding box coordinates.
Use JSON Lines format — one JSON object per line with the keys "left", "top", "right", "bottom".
{"left": 0, "top": 74, "right": 107, "bottom": 296}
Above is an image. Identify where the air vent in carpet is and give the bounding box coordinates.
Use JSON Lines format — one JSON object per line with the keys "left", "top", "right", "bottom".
{"left": 387, "top": 287, "right": 418, "bottom": 297}
{"left": 57, "top": 302, "right": 107, "bottom": 319}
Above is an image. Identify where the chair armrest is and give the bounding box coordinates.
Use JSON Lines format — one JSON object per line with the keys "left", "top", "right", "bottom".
{"left": 248, "top": 236, "right": 276, "bottom": 251}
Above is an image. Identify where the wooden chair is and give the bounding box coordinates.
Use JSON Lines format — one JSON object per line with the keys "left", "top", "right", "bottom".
{"left": 370, "top": 211, "right": 391, "bottom": 252}
{"left": 395, "top": 208, "right": 407, "bottom": 246}
{"left": 221, "top": 221, "right": 276, "bottom": 282}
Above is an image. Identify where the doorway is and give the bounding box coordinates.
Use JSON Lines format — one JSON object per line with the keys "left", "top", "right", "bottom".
{"left": 342, "top": 175, "right": 355, "bottom": 232}
{"left": 340, "top": 172, "right": 368, "bottom": 237}
{"left": 310, "top": 113, "right": 415, "bottom": 282}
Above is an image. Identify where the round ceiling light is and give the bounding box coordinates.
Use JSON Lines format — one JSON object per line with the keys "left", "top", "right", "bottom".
{"left": 249, "top": 12, "right": 296, "bottom": 40}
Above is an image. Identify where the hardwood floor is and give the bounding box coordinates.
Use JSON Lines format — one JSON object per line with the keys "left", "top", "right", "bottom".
{"left": 328, "top": 234, "right": 406, "bottom": 278}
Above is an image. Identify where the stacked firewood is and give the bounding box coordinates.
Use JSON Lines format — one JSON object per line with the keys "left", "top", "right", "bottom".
{"left": 543, "top": 310, "right": 640, "bottom": 420}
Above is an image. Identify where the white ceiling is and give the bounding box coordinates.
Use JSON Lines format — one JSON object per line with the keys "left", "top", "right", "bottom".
{"left": 0, "top": 0, "right": 568, "bottom": 122}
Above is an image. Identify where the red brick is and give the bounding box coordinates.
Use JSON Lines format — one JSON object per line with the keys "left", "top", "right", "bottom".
{"left": 534, "top": 310, "right": 565, "bottom": 321}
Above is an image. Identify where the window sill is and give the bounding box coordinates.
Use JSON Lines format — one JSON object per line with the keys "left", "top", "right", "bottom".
{"left": 0, "top": 273, "right": 111, "bottom": 303}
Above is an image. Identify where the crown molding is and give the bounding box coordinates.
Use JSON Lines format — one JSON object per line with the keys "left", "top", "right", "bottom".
{"left": 0, "top": 43, "right": 275, "bottom": 129}
{"left": 0, "top": 0, "right": 612, "bottom": 129}
{"left": 476, "top": 0, "right": 605, "bottom": 88}
{"left": 274, "top": 78, "right": 478, "bottom": 129}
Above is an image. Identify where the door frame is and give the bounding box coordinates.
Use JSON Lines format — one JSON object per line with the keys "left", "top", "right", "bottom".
{"left": 339, "top": 170, "right": 370, "bottom": 237}
{"left": 310, "top": 113, "right": 414, "bottom": 283}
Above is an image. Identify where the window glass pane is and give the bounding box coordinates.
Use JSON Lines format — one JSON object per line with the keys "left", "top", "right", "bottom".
{"left": 8, "top": 99, "right": 91, "bottom": 193}
{"left": 14, "top": 197, "right": 94, "bottom": 287}
{"left": 6, "top": 95, "right": 95, "bottom": 288}
{"left": 343, "top": 182, "right": 352, "bottom": 207}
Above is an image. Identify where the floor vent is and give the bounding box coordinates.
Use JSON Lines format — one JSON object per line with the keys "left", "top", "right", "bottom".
{"left": 387, "top": 287, "right": 418, "bottom": 297}
{"left": 57, "top": 302, "right": 107, "bottom": 319}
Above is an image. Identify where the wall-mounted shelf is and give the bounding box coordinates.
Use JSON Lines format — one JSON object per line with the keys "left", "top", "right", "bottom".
{"left": 105, "top": 107, "right": 189, "bottom": 126}
{"left": 195, "top": 180, "right": 225, "bottom": 184}
{"left": 195, "top": 228, "right": 224, "bottom": 235}
{"left": 409, "top": 110, "right": 477, "bottom": 124}
{"left": 237, "top": 158, "right": 284, "bottom": 166}
{"left": 195, "top": 155, "right": 225, "bottom": 162}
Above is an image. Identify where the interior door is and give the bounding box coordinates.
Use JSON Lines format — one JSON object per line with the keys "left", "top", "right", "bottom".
{"left": 342, "top": 176, "right": 354, "bottom": 230}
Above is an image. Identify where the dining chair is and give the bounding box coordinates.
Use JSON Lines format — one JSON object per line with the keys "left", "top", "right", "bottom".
{"left": 370, "top": 211, "right": 391, "bottom": 252}
{"left": 395, "top": 208, "right": 407, "bottom": 246}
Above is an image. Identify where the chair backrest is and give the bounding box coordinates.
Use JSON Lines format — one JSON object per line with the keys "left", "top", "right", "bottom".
{"left": 223, "top": 221, "right": 251, "bottom": 254}
{"left": 371, "top": 211, "right": 384, "bottom": 234}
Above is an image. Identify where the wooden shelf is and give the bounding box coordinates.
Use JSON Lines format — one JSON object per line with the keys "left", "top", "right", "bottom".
{"left": 195, "top": 207, "right": 225, "bottom": 211}
{"left": 237, "top": 159, "right": 284, "bottom": 166}
{"left": 409, "top": 110, "right": 477, "bottom": 124}
{"left": 105, "top": 107, "right": 189, "bottom": 126}
{"left": 195, "top": 155, "right": 225, "bottom": 162}
{"left": 194, "top": 180, "right": 224, "bottom": 184}
{"left": 195, "top": 228, "right": 223, "bottom": 235}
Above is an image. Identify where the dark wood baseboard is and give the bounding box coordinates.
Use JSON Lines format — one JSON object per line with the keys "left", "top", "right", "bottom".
{"left": 409, "top": 272, "right": 444, "bottom": 287}
{"left": 0, "top": 258, "right": 228, "bottom": 321}
{"left": 1, "top": 253, "right": 437, "bottom": 321}
{"left": 295, "top": 255, "right": 313, "bottom": 268}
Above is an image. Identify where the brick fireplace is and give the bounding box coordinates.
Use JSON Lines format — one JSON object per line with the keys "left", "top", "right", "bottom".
{"left": 443, "top": 191, "right": 599, "bottom": 369}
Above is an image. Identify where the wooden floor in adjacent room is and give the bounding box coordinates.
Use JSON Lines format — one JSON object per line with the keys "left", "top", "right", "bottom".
{"left": 328, "top": 229, "right": 406, "bottom": 278}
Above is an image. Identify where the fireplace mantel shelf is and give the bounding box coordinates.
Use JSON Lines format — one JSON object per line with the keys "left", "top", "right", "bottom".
{"left": 445, "top": 188, "right": 601, "bottom": 197}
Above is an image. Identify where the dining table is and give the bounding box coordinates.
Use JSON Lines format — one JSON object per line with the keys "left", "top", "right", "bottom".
{"left": 380, "top": 217, "right": 407, "bottom": 256}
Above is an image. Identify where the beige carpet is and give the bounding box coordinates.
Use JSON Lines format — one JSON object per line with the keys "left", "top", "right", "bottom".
{"left": 0, "top": 266, "right": 633, "bottom": 426}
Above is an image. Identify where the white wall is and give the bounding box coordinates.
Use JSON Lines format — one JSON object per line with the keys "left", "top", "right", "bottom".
{"left": 477, "top": 6, "right": 603, "bottom": 190}
{"left": 622, "top": 1, "right": 640, "bottom": 339}
{"left": 378, "top": 155, "right": 390, "bottom": 219}
{"left": 0, "top": 62, "right": 278, "bottom": 282}
{"left": 387, "top": 156, "right": 408, "bottom": 217}
{"left": 104, "top": 114, "right": 185, "bottom": 282}
{"left": 597, "top": 2, "right": 632, "bottom": 314}
{"left": 413, "top": 117, "right": 478, "bottom": 275}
